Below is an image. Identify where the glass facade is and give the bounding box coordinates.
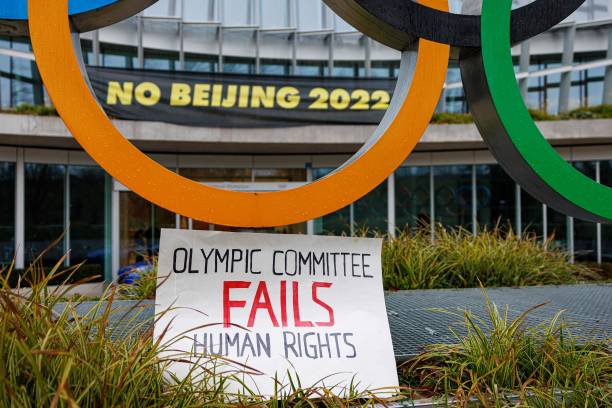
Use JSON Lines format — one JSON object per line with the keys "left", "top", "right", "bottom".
{"left": 25, "top": 164, "right": 65, "bottom": 266}
{"left": 476, "top": 165, "right": 515, "bottom": 230}
{"left": 395, "top": 166, "right": 430, "bottom": 230}
{"left": 0, "top": 162, "right": 14, "bottom": 265}
{"left": 69, "top": 166, "right": 106, "bottom": 273}
{"left": 0, "top": 156, "right": 609, "bottom": 277}
{"left": 434, "top": 165, "right": 473, "bottom": 229}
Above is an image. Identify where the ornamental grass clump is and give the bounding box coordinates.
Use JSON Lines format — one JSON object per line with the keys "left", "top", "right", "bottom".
{"left": 0, "top": 251, "right": 394, "bottom": 407}
{"left": 401, "top": 289, "right": 611, "bottom": 407}
{"left": 382, "top": 225, "right": 597, "bottom": 290}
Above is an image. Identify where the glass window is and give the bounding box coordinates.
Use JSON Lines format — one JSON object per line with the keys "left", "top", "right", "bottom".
{"left": 223, "top": 0, "right": 251, "bottom": 25}
{"left": 354, "top": 180, "right": 387, "bottom": 234}
{"left": 476, "top": 164, "right": 515, "bottom": 230}
{"left": 395, "top": 166, "right": 430, "bottom": 231}
{"left": 296, "top": 61, "right": 327, "bottom": 76}
{"left": 69, "top": 166, "right": 106, "bottom": 274}
{"left": 261, "top": 59, "right": 291, "bottom": 75}
{"left": 313, "top": 168, "right": 351, "bottom": 236}
{"left": 547, "top": 207, "right": 568, "bottom": 249}
{"left": 25, "top": 164, "right": 65, "bottom": 266}
{"left": 119, "top": 192, "right": 152, "bottom": 267}
{"left": 333, "top": 61, "right": 364, "bottom": 77}
{"left": 573, "top": 161, "right": 598, "bottom": 261}
{"left": 602, "top": 160, "right": 612, "bottom": 263}
{"left": 0, "top": 162, "right": 15, "bottom": 265}
{"left": 182, "top": 0, "right": 216, "bottom": 21}
{"left": 185, "top": 54, "right": 218, "bottom": 72}
{"left": 261, "top": 0, "right": 288, "bottom": 28}
{"left": 521, "top": 189, "right": 543, "bottom": 237}
{"left": 297, "top": 0, "right": 323, "bottom": 30}
{"left": 102, "top": 45, "right": 137, "bottom": 69}
{"left": 144, "top": 50, "right": 178, "bottom": 71}
{"left": 371, "top": 61, "right": 398, "bottom": 78}
{"left": 253, "top": 168, "right": 305, "bottom": 182}
{"left": 144, "top": 0, "right": 177, "bottom": 17}
{"left": 223, "top": 57, "right": 255, "bottom": 74}
{"left": 434, "top": 165, "right": 473, "bottom": 229}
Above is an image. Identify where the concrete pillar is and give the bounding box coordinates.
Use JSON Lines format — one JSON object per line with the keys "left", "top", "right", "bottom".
{"left": 558, "top": 25, "right": 576, "bottom": 113}
{"left": 603, "top": 28, "right": 612, "bottom": 105}
{"left": 519, "top": 41, "right": 531, "bottom": 100}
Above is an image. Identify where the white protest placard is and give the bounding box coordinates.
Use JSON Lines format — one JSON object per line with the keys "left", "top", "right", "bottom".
{"left": 154, "top": 229, "right": 398, "bottom": 396}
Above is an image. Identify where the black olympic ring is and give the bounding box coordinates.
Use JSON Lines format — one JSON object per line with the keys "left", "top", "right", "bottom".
{"left": 323, "top": 0, "right": 585, "bottom": 50}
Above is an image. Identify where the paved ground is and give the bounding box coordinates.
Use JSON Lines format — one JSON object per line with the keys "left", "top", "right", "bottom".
{"left": 386, "top": 284, "right": 611, "bottom": 361}
{"left": 58, "top": 284, "right": 611, "bottom": 362}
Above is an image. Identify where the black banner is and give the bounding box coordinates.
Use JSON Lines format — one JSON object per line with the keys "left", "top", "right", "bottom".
{"left": 87, "top": 66, "right": 395, "bottom": 128}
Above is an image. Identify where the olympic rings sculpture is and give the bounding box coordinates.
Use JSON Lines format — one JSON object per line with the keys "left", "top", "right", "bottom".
{"left": 27, "top": 0, "right": 612, "bottom": 226}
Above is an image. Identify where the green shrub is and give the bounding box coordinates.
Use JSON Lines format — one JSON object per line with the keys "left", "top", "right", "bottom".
{"left": 431, "top": 112, "right": 473, "bottom": 124}
{"left": 6, "top": 103, "right": 58, "bottom": 116}
{"left": 563, "top": 104, "right": 612, "bottom": 120}
{"left": 382, "top": 225, "right": 597, "bottom": 290}
{"left": 401, "top": 290, "right": 611, "bottom": 406}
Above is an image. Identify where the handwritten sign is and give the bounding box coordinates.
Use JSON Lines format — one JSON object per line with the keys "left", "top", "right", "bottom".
{"left": 154, "top": 230, "right": 398, "bottom": 396}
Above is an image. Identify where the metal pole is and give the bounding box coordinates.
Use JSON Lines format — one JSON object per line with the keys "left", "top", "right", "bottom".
{"left": 430, "top": 166, "right": 435, "bottom": 240}
{"left": 515, "top": 184, "right": 522, "bottom": 236}
{"left": 388, "top": 173, "right": 396, "bottom": 237}
{"left": 15, "top": 148, "right": 25, "bottom": 270}
{"left": 306, "top": 165, "right": 314, "bottom": 235}
{"left": 472, "top": 164, "right": 477, "bottom": 235}
{"left": 596, "top": 161, "right": 602, "bottom": 264}
{"left": 64, "top": 165, "right": 70, "bottom": 267}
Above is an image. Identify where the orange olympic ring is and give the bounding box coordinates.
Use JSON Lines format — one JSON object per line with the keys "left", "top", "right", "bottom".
{"left": 29, "top": 0, "right": 449, "bottom": 227}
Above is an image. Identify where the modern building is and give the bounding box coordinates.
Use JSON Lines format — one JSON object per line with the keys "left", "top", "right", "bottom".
{"left": 0, "top": 0, "right": 611, "bottom": 283}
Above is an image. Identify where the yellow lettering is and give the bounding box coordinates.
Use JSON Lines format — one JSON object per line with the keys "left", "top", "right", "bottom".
{"left": 193, "top": 84, "right": 211, "bottom": 107}
{"left": 251, "top": 86, "right": 276, "bottom": 109}
{"left": 277, "top": 86, "right": 300, "bottom": 109}
{"left": 170, "top": 83, "right": 192, "bottom": 106}
{"left": 211, "top": 84, "right": 223, "bottom": 107}
{"left": 106, "top": 81, "right": 133, "bottom": 105}
{"left": 134, "top": 82, "right": 160, "bottom": 106}
{"left": 221, "top": 85, "right": 238, "bottom": 108}
{"left": 238, "top": 85, "right": 250, "bottom": 108}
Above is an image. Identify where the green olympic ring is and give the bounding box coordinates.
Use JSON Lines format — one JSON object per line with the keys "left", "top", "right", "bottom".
{"left": 463, "top": 0, "right": 612, "bottom": 223}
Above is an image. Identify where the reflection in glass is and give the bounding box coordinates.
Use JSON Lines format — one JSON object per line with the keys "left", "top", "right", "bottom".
{"left": 313, "top": 168, "right": 351, "bottom": 236}
{"left": 0, "top": 163, "right": 15, "bottom": 264}
{"left": 119, "top": 192, "right": 152, "bottom": 267}
{"left": 547, "top": 207, "right": 568, "bottom": 249}
{"left": 117, "top": 202, "right": 175, "bottom": 259}
{"left": 354, "top": 181, "right": 387, "bottom": 234}
{"left": 25, "top": 164, "right": 65, "bottom": 266}
{"left": 476, "top": 164, "right": 515, "bottom": 230}
{"left": 573, "top": 161, "right": 597, "bottom": 261}
{"left": 521, "top": 190, "right": 543, "bottom": 237}
{"left": 70, "top": 166, "right": 106, "bottom": 273}
{"left": 395, "top": 166, "right": 430, "bottom": 231}
{"left": 434, "top": 165, "right": 472, "bottom": 229}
